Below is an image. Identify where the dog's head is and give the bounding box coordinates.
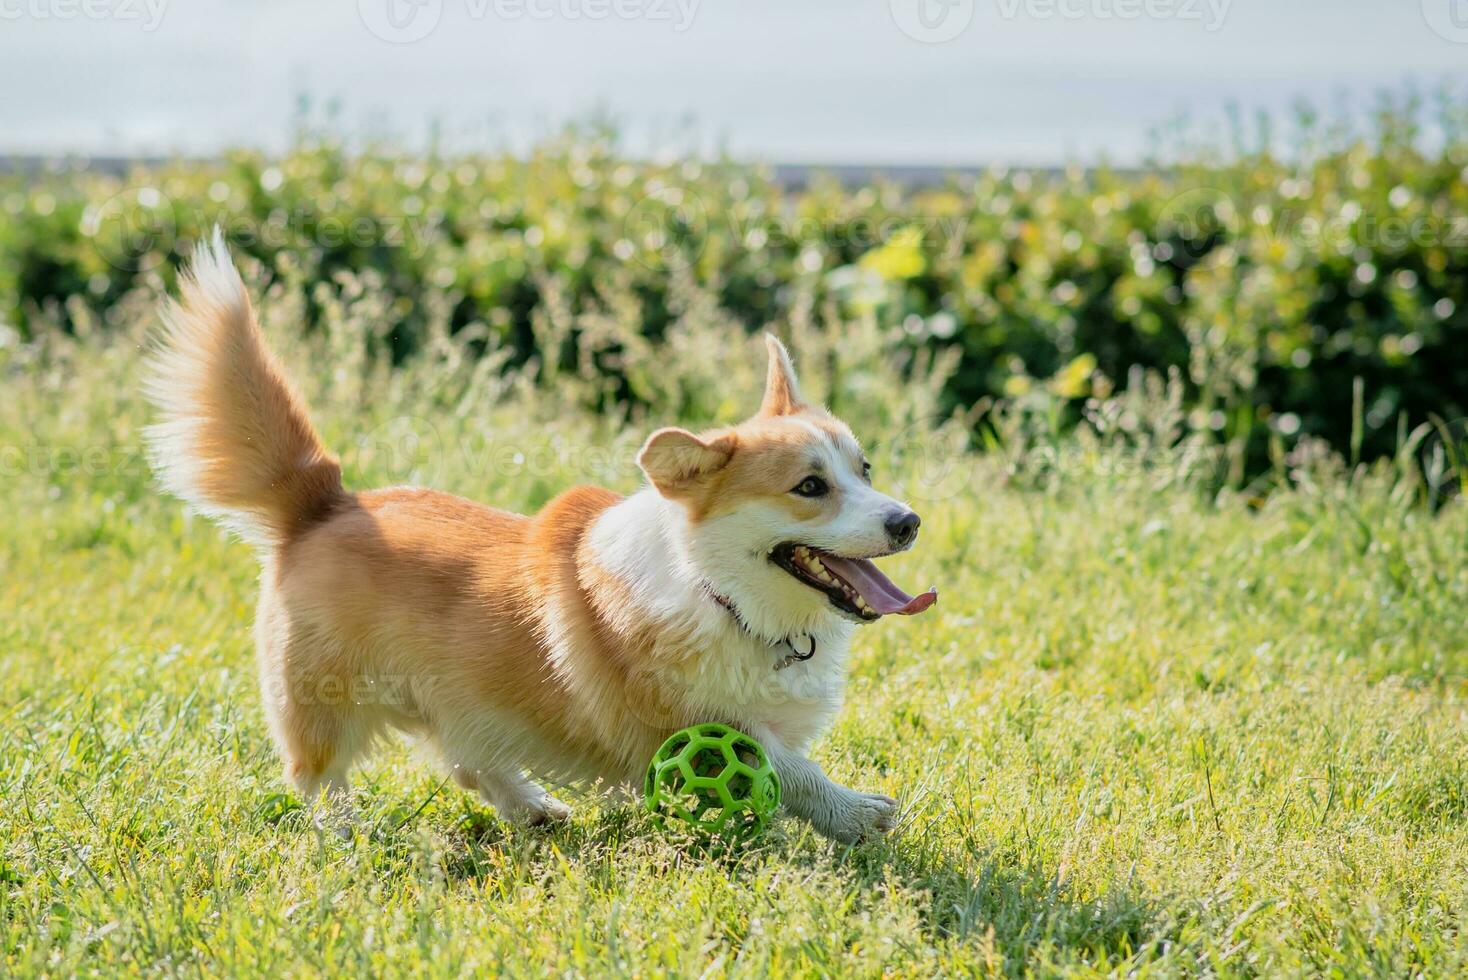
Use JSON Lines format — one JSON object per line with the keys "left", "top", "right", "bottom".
{"left": 638, "top": 335, "right": 936, "bottom": 641}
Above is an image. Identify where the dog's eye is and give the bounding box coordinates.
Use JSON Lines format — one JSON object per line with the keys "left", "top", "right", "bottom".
{"left": 861, "top": 459, "right": 872, "bottom": 481}
{"left": 792, "top": 476, "right": 829, "bottom": 498}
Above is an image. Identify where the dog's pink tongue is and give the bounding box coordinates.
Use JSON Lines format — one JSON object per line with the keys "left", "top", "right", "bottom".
{"left": 821, "top": 555, "right": 937, "bottom": 616}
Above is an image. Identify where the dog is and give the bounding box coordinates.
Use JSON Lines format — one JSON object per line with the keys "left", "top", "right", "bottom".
{"left": 145, "top": 232, "right": 936, "bottom": 843}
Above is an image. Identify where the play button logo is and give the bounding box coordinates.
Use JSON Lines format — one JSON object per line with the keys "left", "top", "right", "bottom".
{"left": 889, "top": 0, "right": 974, "bottom": 43}
{"left": 359, "top": 0, "right": 443, "bottom": 43}
{"left": 1422, "top": 0, "right": 1468, "bottom": 42}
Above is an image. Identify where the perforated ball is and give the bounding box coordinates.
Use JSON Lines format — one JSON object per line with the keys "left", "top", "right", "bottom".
{"left": 644, "top": 723, "right": 781, "bottom": 841}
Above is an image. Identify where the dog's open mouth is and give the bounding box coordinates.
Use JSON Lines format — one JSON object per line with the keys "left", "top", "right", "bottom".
{"left": 770, "top": 543, "right": 938, "bottom": 621}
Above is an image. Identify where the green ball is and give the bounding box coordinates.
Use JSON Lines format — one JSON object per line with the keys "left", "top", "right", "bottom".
{"left": 644, "top": 724, "right": 781, "bottom": 841}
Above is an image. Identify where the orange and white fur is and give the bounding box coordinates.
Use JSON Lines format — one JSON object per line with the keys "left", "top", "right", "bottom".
{"left": 146, "top": 234, "right": 936, "bottom": 843}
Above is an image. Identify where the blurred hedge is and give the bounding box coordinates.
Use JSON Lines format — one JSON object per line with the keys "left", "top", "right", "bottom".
{"left": 3, "top": 95, "right": 1465, "bottom": 470}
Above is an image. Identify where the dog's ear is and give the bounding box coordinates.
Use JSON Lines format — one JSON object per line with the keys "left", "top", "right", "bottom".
{"left": 759, "top": 333, "right": 807, "bottom": 417}
{"left": 638, "top": 427, "right": 737, "bottom": 497}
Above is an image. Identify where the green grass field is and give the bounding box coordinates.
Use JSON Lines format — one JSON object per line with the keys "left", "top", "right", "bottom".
{"left": 3, "top": 286, "right": 1467, "bottom": 976}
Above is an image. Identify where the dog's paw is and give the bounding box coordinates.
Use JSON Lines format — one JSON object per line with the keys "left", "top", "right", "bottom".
{"left": 821, "top": 791, "right": 898, "bottom": 844}
{"left": 311, "top": 803, "right": 358, "bottom": 842}
{"left": 516, "top": 793, "right": 572, "bottom": 827}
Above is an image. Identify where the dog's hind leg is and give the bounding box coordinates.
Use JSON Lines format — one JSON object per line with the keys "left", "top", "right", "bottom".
{"left": 447, "top": 759, "right": 571, "bottom": 827}
{"left": 289, "top": 756, "right": 357, "bottom": 839}
{"left": 272, "top": 695, "right": 367, "bottom": 839}
{"left": 256, "top": 611, "right": 370, "bottom": 838}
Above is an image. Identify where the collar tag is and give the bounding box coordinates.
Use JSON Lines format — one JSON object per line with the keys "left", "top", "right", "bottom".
{"left": 703, "top": 581, "right": 817, "bottom": 672}
{"left": 774, "top": 633, "right": 816, "bottom": 671}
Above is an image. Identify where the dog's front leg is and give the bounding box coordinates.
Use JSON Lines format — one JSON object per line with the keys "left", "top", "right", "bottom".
{"left": 753, "top": 727, "right": 897, "bottom": 844}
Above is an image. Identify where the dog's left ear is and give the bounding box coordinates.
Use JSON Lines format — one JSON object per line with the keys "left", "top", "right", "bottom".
{"left": 759, "top": 334, "right": 807, "bottom": 417}
{"left": 638, "top": 427, "right": 737, "bottom": 498}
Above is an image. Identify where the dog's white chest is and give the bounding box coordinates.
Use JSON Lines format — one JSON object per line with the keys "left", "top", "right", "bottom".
{"left": 663, "top": 628, "right": 849, "bottom": 751}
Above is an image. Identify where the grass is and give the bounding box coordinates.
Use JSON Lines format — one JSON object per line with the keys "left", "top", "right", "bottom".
{"left": 2, "top": 278, "right": 1467, "bottom": 975}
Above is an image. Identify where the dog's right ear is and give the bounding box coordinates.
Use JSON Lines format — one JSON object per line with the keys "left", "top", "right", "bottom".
{"left": 759, "top": 333, "right": 807, "bottom": 417}
{"left": 638, "top": 427, "right": 737, "bottom": 498}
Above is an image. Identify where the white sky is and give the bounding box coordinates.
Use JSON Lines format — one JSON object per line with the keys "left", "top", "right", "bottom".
{"left": 1, "top": 0, "right": 1466, "bottom": 164}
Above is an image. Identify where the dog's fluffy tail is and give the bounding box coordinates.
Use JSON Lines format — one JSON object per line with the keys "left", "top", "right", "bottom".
{"left": 144, "top": 229, "right": 344, "bottom": 547}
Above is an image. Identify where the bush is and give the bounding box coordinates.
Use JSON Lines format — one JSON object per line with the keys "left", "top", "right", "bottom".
{"left": 2, "top": 94, "right": 1465, "bottom": 472}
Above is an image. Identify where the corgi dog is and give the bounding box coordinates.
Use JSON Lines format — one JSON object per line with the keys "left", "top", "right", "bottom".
{"left": 145, "top": 233, "right": 936, "bottom": 843}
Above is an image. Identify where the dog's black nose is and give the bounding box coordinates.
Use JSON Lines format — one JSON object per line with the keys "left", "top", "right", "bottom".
{"left": 885, "top": 508, "right": 921, "bottom": 548}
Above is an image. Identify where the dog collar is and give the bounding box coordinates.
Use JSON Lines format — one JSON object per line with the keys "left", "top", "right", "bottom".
{"left": 702, "top": 584, "right": 816, "bottom": 671}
